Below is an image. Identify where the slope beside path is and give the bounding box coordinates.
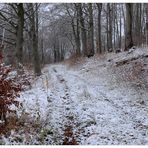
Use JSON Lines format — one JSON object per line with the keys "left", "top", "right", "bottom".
{"left": 1, "top": 47, "right": 148, "bottom": 145}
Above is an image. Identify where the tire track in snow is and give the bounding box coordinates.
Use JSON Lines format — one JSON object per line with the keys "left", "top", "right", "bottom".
{"left": 46, "top": 64, "right": 148, "bottom": 144}
{"left": 65, "top": 70, "right": 144, "bottom": 127}
{"left": 57, "top": 67, "right": 147, "bottom": 144}
{"left": 52, "top": 68, "right": 78, "bottom": 145}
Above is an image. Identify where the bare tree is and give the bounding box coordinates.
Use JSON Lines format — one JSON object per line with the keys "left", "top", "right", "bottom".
{"left": 133, "top": 3, "right": 142, "bottom": 46}
{"left": 16, "top": 3, "right": 24, "bottom": 65}
{"left": 96, "top": 3, "right": 102, "bottom": 54}
{"left": 87, "top": 3, "right": 94, "bottom": 57}
{"left": 77, "top": 3, "right": 87, "bottom": 56}
{"left": 0, "top": 4, "right": 24, "bottom": 66}
{"left": 125, "top": 3, "right": 133, "bottom": 50}
{"left": 66, "top": 4, "right": 81, "bottom": 56}
{"left": 145, "top": 4, "right": 148, "bottom": 46}
{"left": 27, "top": 3, "right": 41, "bottom": 76}
{"left": 107, "top": 3, "right": 113, "bottom": 51}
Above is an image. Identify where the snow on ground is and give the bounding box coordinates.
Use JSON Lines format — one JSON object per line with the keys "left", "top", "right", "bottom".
{"left": 1, "top": 47, "right": 148, "bottom": 145}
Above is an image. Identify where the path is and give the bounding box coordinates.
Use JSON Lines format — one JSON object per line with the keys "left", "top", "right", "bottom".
{"left": 42, "top": 60, "right": 148, "bottom": 145}
{"left": 6, "top": 48, "right": 147, "bottom": 145}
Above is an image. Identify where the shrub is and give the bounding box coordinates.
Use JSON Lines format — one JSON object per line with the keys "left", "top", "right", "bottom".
{"left": 0, "top": 51, "right": 21, "bottom": 124}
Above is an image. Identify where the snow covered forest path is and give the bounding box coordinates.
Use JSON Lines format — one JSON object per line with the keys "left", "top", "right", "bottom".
{"left": 2, "top": 48, "right": 148, "bottom": 145}
{"left": 43, "top": 50, "right": 148, "bottom": 145}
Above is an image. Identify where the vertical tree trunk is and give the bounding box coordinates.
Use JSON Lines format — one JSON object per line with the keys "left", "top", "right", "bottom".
{"left": 77, "top": 3, "right": 87, "bottom": 56}
{"left": 41, "top": 37, "right": 44, "bottom": 64}
{"left": 103, "top": 35, "right": 106, "bottom": 52}
{"left": 115, "top": 5, "right": 120, "bottom": 48}
{"left": 134, "top": 3, "right": 142, "bottom": 46}
{"left": 68, "top": 4, "right": 81, "bottom": 56}
{"left": 87, "top": 3, "right": 94, "bottom": 57}
{"left": 139, "top": 4, "right": 142, "bottom": 46}
{"left": 122, "top": 4, "right": 126, "bottom": 49}
{"left": 145, "top": 4, "right": 148, "bottom": 46}
{"left": 54, "top": 49, "right": 57, "bottom": 63}
{"left": 106, "top": 4, "right": 109, "bottom": 50}
{"left": 96, "top": 3, "right": 102, "bottom": 54}
{"left": 30, "top": 3, "right": 41, "bottom": 76}
{"left": 119, "top": 4, "right": 122, "bottom": 48}
{"left": 113, "top": 4, "right": 116, "bottom": 50}
{"left": 76, "top": 14, "right": 81, "bottom": 56}
{"left": 16, "top": 3, "right": 24, "bottom": 65}
{"left": 108, "top": 3, "right": 113, "bottom": 51}
{"left": 56, "top": 39, "right": 60, "bottom": 62}
{"left": 41, "top": 22, "right": 44, "bottom": 64}
{"left": 75, "top": 4, "right": 81, "bottom": 56}
{"left": 141, "top": 4, "right": 145, "bottom": 46}
{"left": 125, "top": 3, "right": 133, "bottom": 51}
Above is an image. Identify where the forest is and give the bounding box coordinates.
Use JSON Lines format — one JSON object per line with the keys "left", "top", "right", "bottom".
{"left": 0, "top": 3, "right": 148, "bottom": 145}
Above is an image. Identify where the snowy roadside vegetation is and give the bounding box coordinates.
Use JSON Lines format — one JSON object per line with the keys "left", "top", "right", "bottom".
{"left": 0, "top": 47, "right": 148, "bottom": 145}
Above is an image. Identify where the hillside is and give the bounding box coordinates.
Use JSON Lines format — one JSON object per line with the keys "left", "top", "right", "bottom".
{"left": 0, "top": 47, "right": 148, "bottom": 145}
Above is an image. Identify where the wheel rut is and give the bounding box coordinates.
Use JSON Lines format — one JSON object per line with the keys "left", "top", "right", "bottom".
{"left": 54, "top": 68, "right": 78, "bottom": 145}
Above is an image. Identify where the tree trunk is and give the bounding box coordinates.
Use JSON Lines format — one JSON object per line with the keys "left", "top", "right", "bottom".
{"left": 134, "top": 3, "right": 142, "bottom": 46}
{"left": 66, "top": 4, "right": 81, "bottom": 56}
{"left": 16, "top": 3, "right": 24, "bottom": 65}
{"left": 113, "top": 4, "right": 116, "bottom": 50}
{"left": 145, "top": 4, "right": 148, "bottom": 46}
{"left": 76, "top": 14, "right": 81, "bottom": 56}
{"left": 122, "top": 4, "right": 126, "bottom": 49}
{"left": 107, "top": 3, "right": 113, "bottom": 51}
{"left": 71, "top": 14, "right": 80, "bottom": 56}
{"left": 30, "top": 3, "right": 41, "bottom": 76}
{"left": 119, "top": 4, "right": 122, "bottom": 48}
{"left": 106, "top": 4, "right": 109, "bottom": 50}
{"left": 74, "top": 4, "right": 81, "bottom": 56}
{"left": 125, "top": 3, "right": 133, "bottom": 51}
{"left": 87, "top": 3, "right": 94, "bottom": 57}
{"left": 96, "top": 3, "right": 102, "bottom": 54}
{"left": 77, "top": 3, "right": 87, "bottom": 56}
{"left": 115, "top": 5, "right": 120, "bottom": 48}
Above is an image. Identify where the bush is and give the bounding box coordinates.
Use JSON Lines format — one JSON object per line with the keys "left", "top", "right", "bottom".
{"left": 0, "top": 51, "right": 21, "bottom": 124}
